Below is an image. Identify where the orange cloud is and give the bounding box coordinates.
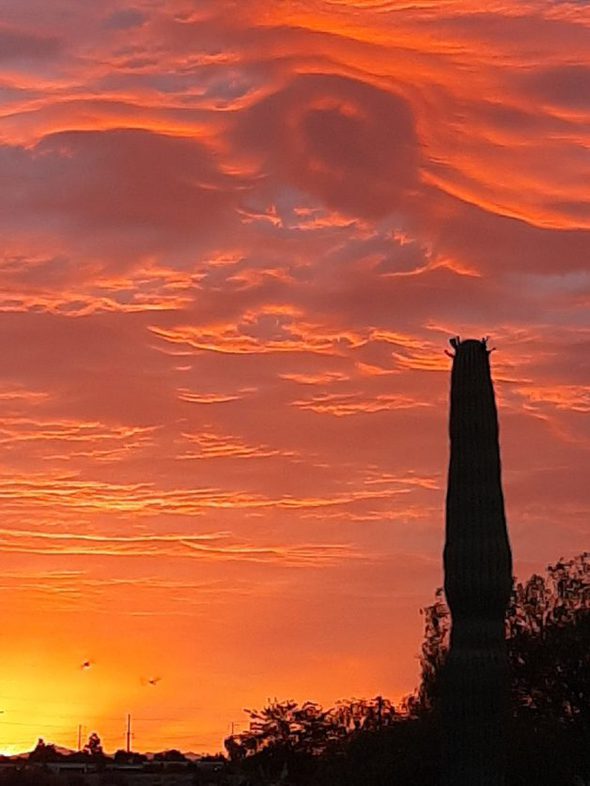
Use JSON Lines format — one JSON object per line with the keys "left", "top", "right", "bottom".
{"left": 291, "top": 391, "right": 431, "bottom": 416}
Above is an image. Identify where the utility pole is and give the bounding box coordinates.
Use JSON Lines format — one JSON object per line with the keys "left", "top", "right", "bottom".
{"left": 126, "top": 714, "right": 131, "bottom": 753}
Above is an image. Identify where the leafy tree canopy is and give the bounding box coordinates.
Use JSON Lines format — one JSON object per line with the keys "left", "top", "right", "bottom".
{"left": 82, "top": 732, "right": 103, "bottom": 758}
{"left": 415, "top": 552, "right": 590, "bottom": 723}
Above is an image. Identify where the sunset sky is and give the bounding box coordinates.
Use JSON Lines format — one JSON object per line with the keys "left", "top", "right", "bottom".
{"left": 0, "top": 0, "right": 589, "bottom": 756}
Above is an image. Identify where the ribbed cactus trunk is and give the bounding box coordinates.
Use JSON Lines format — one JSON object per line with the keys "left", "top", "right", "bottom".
{"left": 441, "top": 338, "right": 513, "bottom": 786}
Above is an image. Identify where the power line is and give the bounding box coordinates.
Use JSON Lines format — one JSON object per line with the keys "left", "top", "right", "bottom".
{"left": 0, "top": 721, "right": 72, "bottom": 729}
{"left": 0, "top": 712, "right": 201, "bottom": 723}
{"left": 153, "top": 733, "right": 208, "bottom": 741}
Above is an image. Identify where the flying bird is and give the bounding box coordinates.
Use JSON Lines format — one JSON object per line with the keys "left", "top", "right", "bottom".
{"left": 80, "top": 660, "right": 93, "bottom": 670}
{"left": 140, "top": 676, "right": 162, "bottom": 687}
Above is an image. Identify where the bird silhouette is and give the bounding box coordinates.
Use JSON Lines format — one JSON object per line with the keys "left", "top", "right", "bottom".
{"left": 80, "top": 660, "right": 93, "bottom": 670}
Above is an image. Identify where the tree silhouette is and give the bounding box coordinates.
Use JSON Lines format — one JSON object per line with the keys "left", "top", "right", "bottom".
{"left": 82, "top": 732, "right": 103, "bottom": 757}
{"left": 28, "top": 738, "right": 62, "bottom": 763}
{"left": 113, "top": 749, "right": 146, "bottom": 765}
{"left": 416, "top": 552, "right": 590, "bottom": 784}
{"left": 331, "top": 696, "right": 398, "bottom": 733}
{"left": 226, "top": 699, "right": 342, "bottom": 758}
{"left": 417, "top": 553, "right": 589, "bottom": 720}
{"left": 508, "top": 553, "right": 589, "bottom": 722}
{"left": 411, "top": 588, "right": 451, "bottom": 717}
{"left": 225, "top": 695, "right": 403, "bottom": 763}
{"left": 153, "top": 749, "right": 188, "bottom": 762}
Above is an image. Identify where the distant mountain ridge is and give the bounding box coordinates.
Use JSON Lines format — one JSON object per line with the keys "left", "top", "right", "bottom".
{"left": 3, "top": 746, "right": 206, "bottom": 762}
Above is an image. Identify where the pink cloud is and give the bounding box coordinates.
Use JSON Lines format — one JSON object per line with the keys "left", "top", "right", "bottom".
{"left": 0, "top": 129, "right": 245, "bottom": 262}
{"left": 0, "top": 26, "right": 61, "bottom": 62}
{"left": 232, "top": 73, "right": 420, "bottom": 218}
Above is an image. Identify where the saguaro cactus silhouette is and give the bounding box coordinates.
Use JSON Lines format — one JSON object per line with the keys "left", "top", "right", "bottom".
{"left": 441, "top": 337, "right": 513, "bottom": 785}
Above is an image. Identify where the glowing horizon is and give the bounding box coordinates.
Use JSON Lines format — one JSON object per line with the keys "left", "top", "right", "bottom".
{"left": 0, "top": 0, "right": 589, "bottom": 755}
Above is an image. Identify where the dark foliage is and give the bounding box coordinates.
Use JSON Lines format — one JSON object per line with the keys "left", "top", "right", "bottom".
{"left": 153, "top": 749, "right": 188, "bottom": 762}
{"left": 418, "top": 554, "right": 590, "bottom": 717}
{"left": 417, "top": 552, "right": 590, "bottom": 785}
{"left": 28, "top": 739, "right": 63, "bottom": 763}
{"left": 225, "top": 553, "right": 589, "bottom": 786}
{"left": 83, "top": 732, "right": 104, "bottom": 758}
{"left": 225, "top": 696, "right": 399, "bottom": 760}
{"left": 226, "top": 713, "right": 441, "bottom": 786}
{"left": 0, "top": 772, "right": 64, "bottom": 786}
